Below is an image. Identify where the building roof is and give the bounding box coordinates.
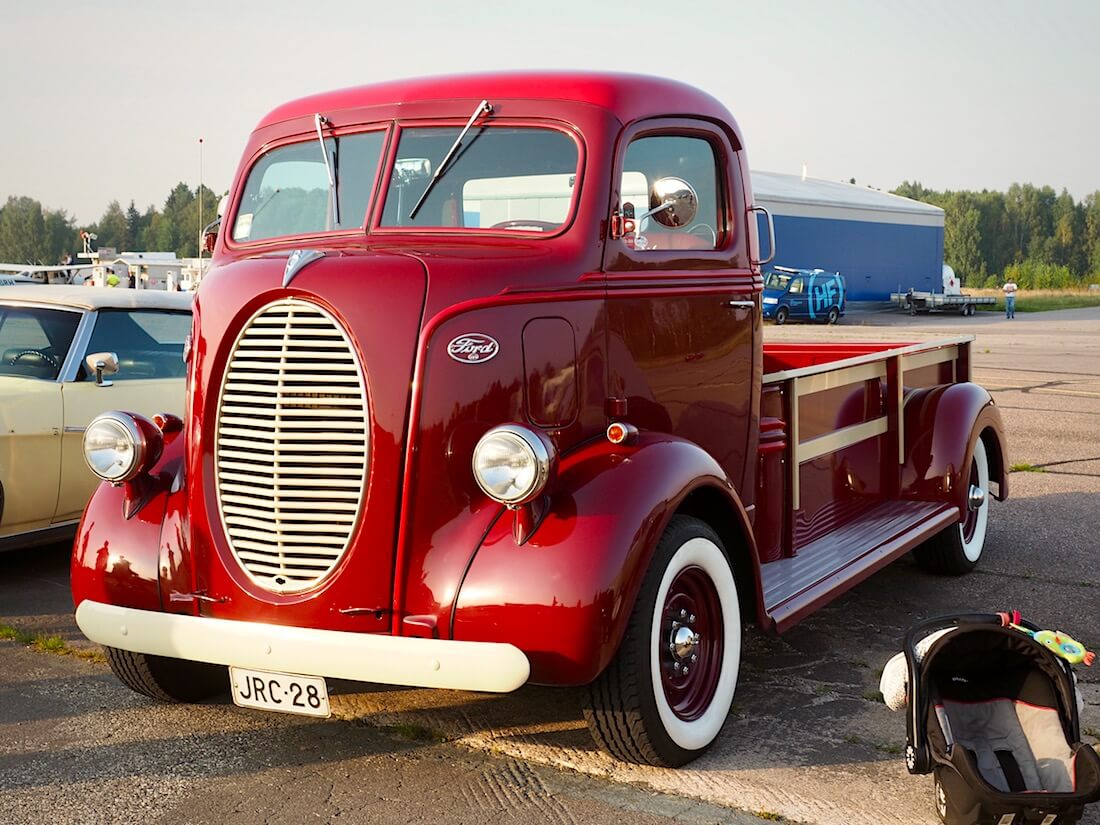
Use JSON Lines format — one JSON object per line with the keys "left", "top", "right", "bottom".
{"left": 0, "top": 285, "right": 194, "bottom": 312}
{"left": 751, "top": 171, "right": 944, "bottom": 227}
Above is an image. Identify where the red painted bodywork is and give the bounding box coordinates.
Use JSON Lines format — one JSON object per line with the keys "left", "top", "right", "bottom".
{"left": 72, "top": 72, "right": 1008, "bottom": 688}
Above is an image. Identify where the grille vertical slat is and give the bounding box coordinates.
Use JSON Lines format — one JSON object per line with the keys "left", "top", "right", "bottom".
{"left": 215, "top": 299, "right": 368, "bottom": 593}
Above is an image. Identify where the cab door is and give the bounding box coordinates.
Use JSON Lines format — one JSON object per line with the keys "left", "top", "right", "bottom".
{"left": 56, "top": 308, "right": 190, "bottom": 522}
{"left": 602, "top": 120, "right": 759, "bottom": 495}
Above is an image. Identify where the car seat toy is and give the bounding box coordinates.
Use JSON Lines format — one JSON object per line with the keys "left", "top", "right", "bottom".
{"left": 997, "top": 609, "right": 1095, "bottom": 667}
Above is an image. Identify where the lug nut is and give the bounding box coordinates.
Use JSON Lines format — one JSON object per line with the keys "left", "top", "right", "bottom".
{"left": 682, "top": 666, "right": 690, "bottom": 675}
{"left": 691, "top": 654, "right": 698, "bottom": 663}
{"left": 689, "top": 614, "right": 696, "bottom": 623}
{"left": 680, "top": 609, "right": 687, "bottom": 618}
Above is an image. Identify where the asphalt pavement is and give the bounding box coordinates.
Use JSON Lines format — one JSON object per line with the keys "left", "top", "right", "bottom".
{"left": 2, "top": 304, "right": 1098, "bottom": 825}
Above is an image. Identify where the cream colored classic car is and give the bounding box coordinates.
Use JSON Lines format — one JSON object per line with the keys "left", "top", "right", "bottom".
{"left": 0, "top": 286, "right": 192, "bottom": 549}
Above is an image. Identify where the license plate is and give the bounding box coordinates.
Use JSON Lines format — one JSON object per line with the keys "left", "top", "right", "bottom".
{"left": 229, "top": 666, "right": 331, "bottom": 718}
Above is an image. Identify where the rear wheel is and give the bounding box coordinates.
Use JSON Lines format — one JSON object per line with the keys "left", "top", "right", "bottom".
{"left": 826, "top": 306, "right": 840, "bottom": 325}
{"left": 105, "top": 647, "right": 228, "bottom": 702}
{"left": 774, "top": 306, "right": 789, "bottom": 325}
{"left": 913, "top": 437, "right": 990, "bottom": 575}
{"left": 583, "top": 516, "right": 741, "bottom": 767}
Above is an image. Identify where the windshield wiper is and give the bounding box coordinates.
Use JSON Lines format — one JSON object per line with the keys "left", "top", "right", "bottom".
{"left": 315, "top": 113, "right": 339, "bottom": 228}
{"left": 408, "top": 99, "right": 492, "bottom": 221}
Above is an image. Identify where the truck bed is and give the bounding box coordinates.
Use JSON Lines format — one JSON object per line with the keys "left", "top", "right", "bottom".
{"left": 756, "top": 337, "right": 973, "bottom": 630}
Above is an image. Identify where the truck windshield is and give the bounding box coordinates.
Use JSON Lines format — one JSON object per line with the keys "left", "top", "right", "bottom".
{"left": 232, "top": 130, "right": 386, "bottom": 243}
{"left": 380, "top": 126, "right": 579, "bottom": 232}
{"left": 765, "top": 273, "right": 792, "bottom": 290}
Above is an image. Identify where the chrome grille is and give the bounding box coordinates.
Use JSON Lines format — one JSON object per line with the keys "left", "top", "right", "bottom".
{"left": 214, "top": 299, "right": 367, "bottom": 593}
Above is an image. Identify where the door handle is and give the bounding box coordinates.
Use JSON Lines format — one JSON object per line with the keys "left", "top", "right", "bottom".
{"left": 726, "top": 300, "right": 755, "bottom": 309}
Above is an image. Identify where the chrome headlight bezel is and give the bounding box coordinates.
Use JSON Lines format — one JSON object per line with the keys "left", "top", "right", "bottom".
{"left": 472, "top": 424, "right": 556, "bottom": 506}
{"left": 83, "top": 411, "right": 146, "bottom": 483}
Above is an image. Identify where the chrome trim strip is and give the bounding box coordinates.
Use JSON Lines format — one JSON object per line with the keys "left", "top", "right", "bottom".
{"left": 57, "top": 309, "right": 96, "bottom": 383}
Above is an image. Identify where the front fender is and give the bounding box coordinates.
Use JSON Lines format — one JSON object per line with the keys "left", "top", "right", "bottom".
{"left": 71, "top": 425, "right": 185, "bottom": 613}
{"left": 451, "top": 432, "right": 758, "bottom": 686}
{"left": 902, "top": 382, "right": 1008, "bottom": 513}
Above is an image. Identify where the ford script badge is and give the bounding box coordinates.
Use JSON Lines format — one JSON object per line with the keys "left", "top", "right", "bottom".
{"left": 447, "top": 333, "right": 499, "bottom": 364}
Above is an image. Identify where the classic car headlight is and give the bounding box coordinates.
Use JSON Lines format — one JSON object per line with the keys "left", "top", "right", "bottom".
{"left": 762, "top": 297, "right": 779, "bottom": 305}
{"left": 83, "top": 412, "right": 149, "bottom": 483}
{"left": 472, "top": 424, "right": 555, "bottom": 506}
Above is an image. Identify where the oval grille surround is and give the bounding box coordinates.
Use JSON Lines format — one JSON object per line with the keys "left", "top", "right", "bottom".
{"left": 214, "top": 298, "right": 368, "bottom": 594}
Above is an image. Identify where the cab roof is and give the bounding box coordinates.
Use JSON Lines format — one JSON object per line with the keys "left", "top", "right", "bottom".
{"left": 0, "top": 285, "right": 194, "bottom": 312}
{"left": 257, "top": 71, "right": 739, "bottom": 135}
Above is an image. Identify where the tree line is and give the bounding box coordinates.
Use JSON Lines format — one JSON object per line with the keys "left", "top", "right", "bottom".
{"left": 893, "top": 182, "right": 1100, "bottom": 289}
{"left": 0, "top": 183, "right": 222, "bottom": 267}
{"left": 4, "top": 180, "right": 1100, "bottom": 291}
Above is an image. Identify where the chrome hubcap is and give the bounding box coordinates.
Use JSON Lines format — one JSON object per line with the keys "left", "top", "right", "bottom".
{"left": 967, "top": 484, "right": 986, "bottom": 511}
{"left": 670, "top": 625, "right": 699, "bottom": 661}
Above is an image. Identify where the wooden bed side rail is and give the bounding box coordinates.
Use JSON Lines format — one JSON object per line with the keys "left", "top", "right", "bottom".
{"left": 768, "top": 337, "right": 972, "bottom": 510}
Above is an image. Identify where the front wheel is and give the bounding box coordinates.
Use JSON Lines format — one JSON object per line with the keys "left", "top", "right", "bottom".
{"left": 583, "top": 516, "right": 741, "bottom": 767}
{"left": 826, "top": 306, "right": 840, "bottom": 325}
{"left": 105, "top": 647, "right": 228, "bottom": 702}
{"left": 774, "top": 306, "right": 789, "bottom": 325}
{"left": 913, "top": 437, "right": 991, "bottom": 574}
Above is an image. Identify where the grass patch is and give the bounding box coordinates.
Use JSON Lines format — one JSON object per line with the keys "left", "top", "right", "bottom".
{"left": 1009, "top": 462, "right": 1046, "bottom": 473}
{"left": 0, "top": 623, "right": 105, "bottom": 664}
{"left": 843, "top": 733, "right": 862, "bottom": 745}
{"left": 755, "top": 811, "right": 785, "bottom": 822}
{"left": 970, "top": 288, "right": 1100, "bottom": 313}
{"left": 1084, "top": 726, "right": 1099, "bottom": 739}
{"left": 862, "top": 689, "right": 884, "bottom": 704}
{"left": 384, "top": 722, "right": 447, "bottom": 743}
{"left": 873, "top": 742, "right": 903, "bottom": 755}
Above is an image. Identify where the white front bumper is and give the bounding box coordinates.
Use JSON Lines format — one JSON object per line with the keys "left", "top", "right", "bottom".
{"left": 76, "top": 601, "right": 530, "bottom": 693}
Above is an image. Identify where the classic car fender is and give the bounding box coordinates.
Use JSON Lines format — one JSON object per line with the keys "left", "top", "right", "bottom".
{"left": 450, "top": 432, "right": 761, "bottom": 686}
{"left": 71, "top": 421, "right": 186, "bottom": 613}
{"left": 902, "top": 382, "right": 1008, "bottom": 512}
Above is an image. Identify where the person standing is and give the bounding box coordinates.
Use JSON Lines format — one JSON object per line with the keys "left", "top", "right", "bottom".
{"left": 1002, "top": 278, "right": 1018, "bottom": 319}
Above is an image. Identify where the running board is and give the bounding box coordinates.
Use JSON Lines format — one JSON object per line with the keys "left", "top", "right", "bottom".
{"left": 761, "top": 500, "right": 957, "bottom": 633}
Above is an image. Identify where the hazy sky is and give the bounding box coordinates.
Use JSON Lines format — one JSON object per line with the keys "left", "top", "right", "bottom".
{"left": 3, "top": 0, "right": 1098, "bottom": 224}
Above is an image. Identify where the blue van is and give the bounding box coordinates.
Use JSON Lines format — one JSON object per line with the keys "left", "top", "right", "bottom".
{"left": 762, "top": 267, "right": 846, "bottom": 325}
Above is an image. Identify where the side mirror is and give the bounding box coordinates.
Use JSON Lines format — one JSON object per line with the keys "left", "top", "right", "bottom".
{"left": 645, "top": 177, "right": 699, "bottom": 228}
{"left": 216, "top": 195, "right": 228, "bottom": 219}
{"left": 392, "top": 157, "right": 432, "bottom": 184}
{"left": 85, "top": 351, "right": 119, "bottom": 387}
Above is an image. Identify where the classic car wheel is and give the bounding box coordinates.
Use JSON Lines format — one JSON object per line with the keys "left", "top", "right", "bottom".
{"left": 913, "top": 437, "right": 990, "bottom": 575}
{"left": 583, "top": 515, "right": 741, "bottom": 766}
{"left": 826, "top": 307, "right": 840, "bottom": 325}
{"left": 774, "top": 306, "right": 789, "bottom": 325}
{"left": 105, "top": 647, "right": 227, "bottom": 703}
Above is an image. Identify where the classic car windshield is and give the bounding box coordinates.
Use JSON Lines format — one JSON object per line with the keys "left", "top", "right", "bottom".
{"left": 380, "top": 126, "right": 579, "bottom": 232}
{"left": 0, "top": 306, "right": 80, "bottom": 380}
{"left": 232, "top": 131, "right": 386, "bottom": 243}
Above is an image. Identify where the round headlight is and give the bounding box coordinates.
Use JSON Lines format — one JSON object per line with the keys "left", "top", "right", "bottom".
{"left": 472, "top": 425, "right": 555, "bottom": 506}
{"left": 83, "top": 412, "right": 145, "bottom": 483}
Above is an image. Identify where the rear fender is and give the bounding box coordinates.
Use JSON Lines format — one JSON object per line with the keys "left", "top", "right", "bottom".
{"left": 451, "top": 432, "right": 761, "bottom": 686}
{"left": 71, "top": 426, "right": 186, "bottom": 612}
{"left": 902, "top": 383, "right": 1008, "bottom": 514}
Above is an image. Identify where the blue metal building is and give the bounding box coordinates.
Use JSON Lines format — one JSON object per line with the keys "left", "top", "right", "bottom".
{"left": 751, "top": 172, "right": 945, "bottom": 302}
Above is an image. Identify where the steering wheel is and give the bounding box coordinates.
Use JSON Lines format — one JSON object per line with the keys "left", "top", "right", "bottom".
{"left": 8, "top": 349, "right": 60, "bottom": 370}
{"left": 490, "top": 220, "right": 559, "bottom": 232}
{"left": 687, "top": 223, "right": 717, "bottom": 246}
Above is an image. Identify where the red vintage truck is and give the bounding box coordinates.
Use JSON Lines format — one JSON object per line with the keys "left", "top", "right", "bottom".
{"left": 72, "top": 72, "right": 1007, "bottom": 767}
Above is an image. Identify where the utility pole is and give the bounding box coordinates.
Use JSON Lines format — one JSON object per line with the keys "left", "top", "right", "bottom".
{"left": 198, "top": 137, "right": 204, "bottom": 266}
